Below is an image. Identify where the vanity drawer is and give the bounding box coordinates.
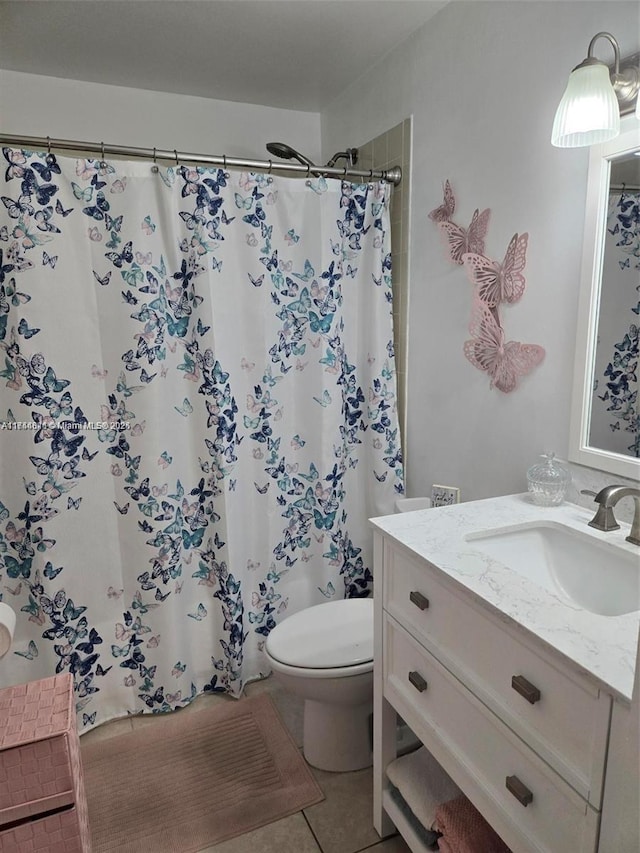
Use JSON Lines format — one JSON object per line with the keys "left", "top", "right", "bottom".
{"left": 384, "top": 543, "right": 610, "bottom": 803}
{"left": 383, "top": 615, "right": 600, "bottom": 853}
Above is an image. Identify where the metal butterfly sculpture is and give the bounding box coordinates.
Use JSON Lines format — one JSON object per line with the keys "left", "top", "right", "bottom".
{"left": 429, "top": 181, "right": 544, "bottom": 393}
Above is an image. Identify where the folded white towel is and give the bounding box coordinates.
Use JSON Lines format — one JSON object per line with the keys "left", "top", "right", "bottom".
{"left": 386, "top": 746, "right": 462, "bottom": 832}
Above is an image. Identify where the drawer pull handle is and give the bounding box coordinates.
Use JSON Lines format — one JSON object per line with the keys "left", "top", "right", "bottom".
{"left": 511, "top": 675, "right": 541, "bottom": 705}
{"left": 506, "top": 775, "right": 533, "bottom": 807}
{"left": 408, "top": 671, "right": 428, "bottom": 692}
{"left": 409, "top": 590, "right": 429, "bottom": 610}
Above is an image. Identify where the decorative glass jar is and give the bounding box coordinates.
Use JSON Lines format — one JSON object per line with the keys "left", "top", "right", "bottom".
{"left": 526, "top": 453, "right": 571, "bottom": 506}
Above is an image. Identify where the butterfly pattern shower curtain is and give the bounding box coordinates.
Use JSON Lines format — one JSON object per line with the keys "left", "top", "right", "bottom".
{"left": 0, "top": 148, "right": 403, "bottom": 728}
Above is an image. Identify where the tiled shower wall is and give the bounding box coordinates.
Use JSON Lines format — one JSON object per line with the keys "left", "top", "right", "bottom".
{"left": 357, "top": 119, "right": 410, "bottom": 459}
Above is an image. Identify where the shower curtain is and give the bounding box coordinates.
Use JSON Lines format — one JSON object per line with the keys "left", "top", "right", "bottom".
{"left": 0, "top": 148, "right": 403, "bottom": 727}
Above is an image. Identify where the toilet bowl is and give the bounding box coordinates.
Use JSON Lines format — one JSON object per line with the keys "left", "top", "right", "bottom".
{"left": 264, "top": 597, "right": 373, "bottom": 772}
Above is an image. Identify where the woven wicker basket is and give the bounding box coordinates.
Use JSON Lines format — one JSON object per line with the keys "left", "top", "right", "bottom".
{"left": 0, "top": 674, "right": 91, "bottom": 852}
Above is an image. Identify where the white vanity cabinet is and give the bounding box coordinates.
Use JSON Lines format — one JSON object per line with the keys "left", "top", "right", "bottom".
{"left": 372, "top": 532, "right": 629, "bottom": 853}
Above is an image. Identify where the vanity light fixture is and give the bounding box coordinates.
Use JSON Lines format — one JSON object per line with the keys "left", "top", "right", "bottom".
{"left": 551, "top": 32, "right": 640, "bottom": 148}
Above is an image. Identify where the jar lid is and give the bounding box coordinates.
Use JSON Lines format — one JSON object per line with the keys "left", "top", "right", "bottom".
{"left": 527, "top": 452, "right": 571, "bottom": 487}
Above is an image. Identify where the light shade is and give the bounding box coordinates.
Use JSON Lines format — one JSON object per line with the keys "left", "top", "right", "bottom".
{"left": 551, "top": 63, "right": 620, "bottom": 148}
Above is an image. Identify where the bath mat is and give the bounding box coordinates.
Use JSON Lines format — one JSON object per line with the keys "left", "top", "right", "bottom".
{"left": 81, "top": 693, "right": 324, "bottom": 852}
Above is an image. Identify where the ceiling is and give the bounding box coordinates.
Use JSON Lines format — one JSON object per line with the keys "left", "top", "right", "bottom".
{"left": 0, "top": 1, "right": 448, "bottom": 112}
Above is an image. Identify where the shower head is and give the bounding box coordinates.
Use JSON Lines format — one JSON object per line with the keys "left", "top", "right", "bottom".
{"left": 324, "top": 148, "right": 359, "bottom": 168}
{"left": 266, "top": 142, "right": 317, "bottom": 169}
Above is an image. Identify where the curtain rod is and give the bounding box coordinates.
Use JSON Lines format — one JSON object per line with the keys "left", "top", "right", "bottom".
{"left": 0, "top": 134, "right": 402, "bottom": 187}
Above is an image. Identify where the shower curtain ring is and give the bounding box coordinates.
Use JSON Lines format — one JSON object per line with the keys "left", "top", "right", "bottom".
{"left": 369, "top": 169, "right": 373, "bottom": 182}
{"left": 153, "top": 147, "right": 157, "bottom": 164}
{"left": 268, "top": 159, "right": 273, "bottom": 175}
{"left": 343, "top": 166, "right": 347, "bottom": 179}
{"left": 223, "top": 154, "right": 227, "bottom": 169}
{"left": 46, "top": 136, "right": 51, "bottom": 155}
{"left": 174, "top": 149, "right": 179, "bottom": 167}
{"left": 100, "top": 141, "right": 105, "bottom": 161}
{"left": 306, "top": 163, "right": 311, "bottom": 178}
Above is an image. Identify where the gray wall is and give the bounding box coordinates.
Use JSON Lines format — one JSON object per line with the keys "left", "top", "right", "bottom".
{"left": 321, "top": 0, "right": 640, "bottom": 502}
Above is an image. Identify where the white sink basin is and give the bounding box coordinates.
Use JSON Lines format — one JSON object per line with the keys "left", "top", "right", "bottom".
{"left": 466, "top": 521, "right": 640, "bottom": 616}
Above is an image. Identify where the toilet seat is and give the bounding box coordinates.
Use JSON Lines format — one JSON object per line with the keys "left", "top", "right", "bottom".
{"left": 265, "top": 598, "right": 373, "bottom": 674}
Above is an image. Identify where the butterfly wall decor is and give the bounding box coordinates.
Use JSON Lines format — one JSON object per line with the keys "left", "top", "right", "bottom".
{"left": 439, "top": 208, "right": 491, "bottom": 265}
{"left": 462, "top": 231, "right": 528, "bottom": 307}
{"left": 464, "top": 296, "right": 545, "bottom": 393}
{"left": 429, "top": 180, "right": 545, "bottom": 393}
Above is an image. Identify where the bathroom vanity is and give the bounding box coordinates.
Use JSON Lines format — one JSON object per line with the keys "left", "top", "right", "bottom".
{"left": 371, "top": 494, "right": 640, "bottom": 853}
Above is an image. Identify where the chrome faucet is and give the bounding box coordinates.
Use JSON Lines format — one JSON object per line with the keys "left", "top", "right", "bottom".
{"left": 581, "top": 485, "right": 640, "bottom": 546}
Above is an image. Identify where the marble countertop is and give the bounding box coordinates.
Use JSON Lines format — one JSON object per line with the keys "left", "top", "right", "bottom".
{"left": 371, "top": 493, "right": 640, "bottom": 702}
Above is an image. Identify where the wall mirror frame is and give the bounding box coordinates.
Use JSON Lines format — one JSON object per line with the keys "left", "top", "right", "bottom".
{"left": 569, "top": 118, "right": 640, "bottom": 481}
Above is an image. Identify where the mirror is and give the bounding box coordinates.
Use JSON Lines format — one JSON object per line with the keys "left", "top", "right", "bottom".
{"left": 569, "top": 119, "right": 640, "bottom": 481}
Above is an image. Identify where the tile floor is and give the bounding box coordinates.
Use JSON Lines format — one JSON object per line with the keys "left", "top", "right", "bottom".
{"left": 80, "top": 675, "right": 411, "bottom": 853}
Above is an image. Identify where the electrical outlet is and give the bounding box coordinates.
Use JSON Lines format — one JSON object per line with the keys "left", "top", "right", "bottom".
{"left": 431, "top": 485, "right": 460, "bottom": 507}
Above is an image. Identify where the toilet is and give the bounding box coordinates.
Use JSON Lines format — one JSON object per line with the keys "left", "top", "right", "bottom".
{"left": 264, "top": 597, "right": 373, "bottom": 772}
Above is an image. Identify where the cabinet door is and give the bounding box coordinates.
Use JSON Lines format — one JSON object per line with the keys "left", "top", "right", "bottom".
{"left": 598, "top": 694, "right": 640, "bottom": 851}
